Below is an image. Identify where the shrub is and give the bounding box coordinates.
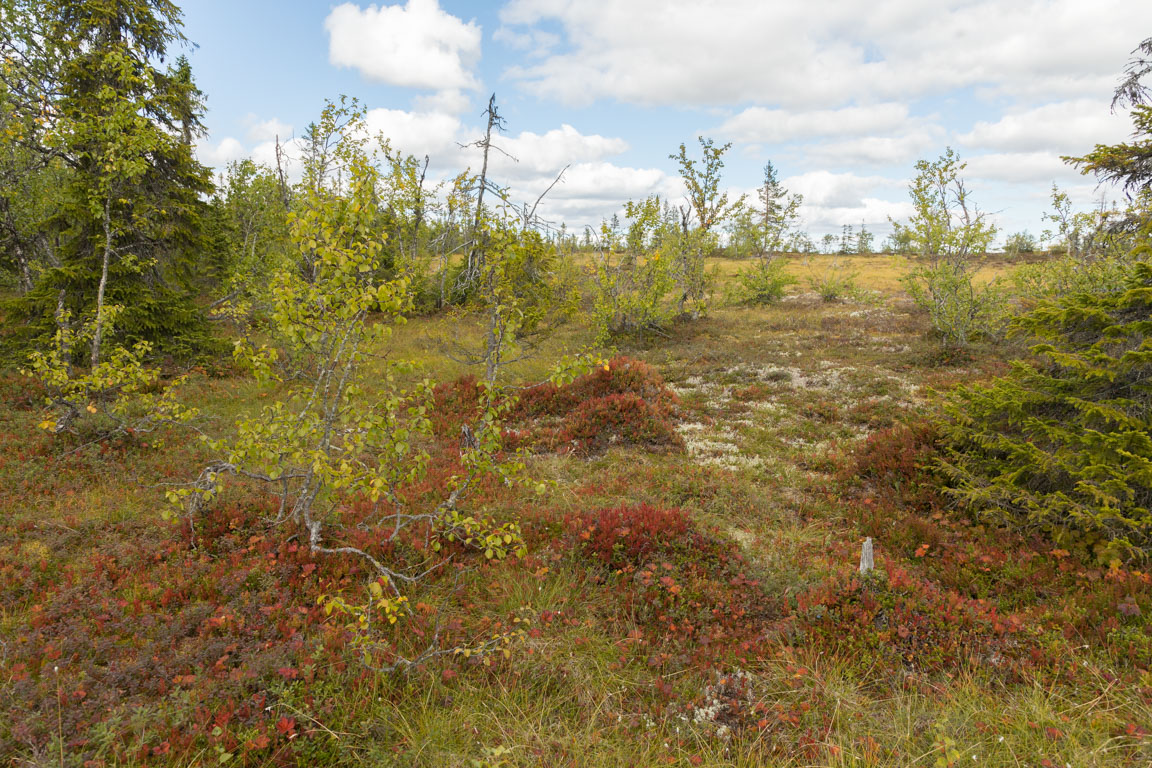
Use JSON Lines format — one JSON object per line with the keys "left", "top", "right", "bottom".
{"left": 845, "top": 422, "right": 942, "bottom": 513}
{"left": 572, "top": 502, "right": 691, "bottom": 567}
{"left": 806, "top": 259, "right": 862, "bottom": 302}
{"left": 903, "top": 259, "right": 1009, "bottom": 347}
{"left": 587, "top": 197, "right": 679, "bottom": 343}
{"left": 432, "top": 357, "right": 683, "bottom": 457}
{"left": 567, "top": 356, "right": 677, "bottom": 410}
{"left": 589, "top": 251, "right": 676, "bottom": 342}
{"left": 545, "top": 359, "right": 682, "bottom": 456}
{"left": 737, "top": 257, "right": 796, "bottom": 304}
{"left": 430, "top": 374, "right": 484, "bottom": 437}
{"left": 1008, "top": 254, "right": 1133, "bottom": 309}
{"left": 567, "top": 504, "right": 777, "bottom": 666}
{"left": 794, "top": 566, "right": 1023, "bottom": 674}
{"left": 938, "top": 260, "right": 1152, "bottom": 560}
{"left": 849, "top": 422, "right": 939, "bottom": 486}
{"left": 515, "top": 356, "right": 677, "bottom": 420}
{"left": 895, "top": 148, "right": 1002, "bottom": 346}
{"left": 177, "top": 122, "right": 527, "bottom": 675}
{"left": 1003, "top": 230, "right": 1037, "bottom": 257}
{"left": 557, "top": 392, "right": 682, "bottom": 456}
{"left": 22, "top": 309, "right": 196, "bottom": 445}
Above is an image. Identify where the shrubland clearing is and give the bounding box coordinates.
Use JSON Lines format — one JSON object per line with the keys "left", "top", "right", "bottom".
{"left": 3, "top": 261, "right": 1151, "bottom": 766}
{"left": 2, "top": 5, "right": 1151, "bottom": 765}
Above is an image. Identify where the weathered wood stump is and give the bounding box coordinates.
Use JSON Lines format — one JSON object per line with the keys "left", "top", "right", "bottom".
{"left": 859, "top": 537, "right": 874, "bottom": 574}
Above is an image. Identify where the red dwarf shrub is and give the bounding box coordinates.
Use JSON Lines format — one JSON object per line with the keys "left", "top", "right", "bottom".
{"left": 573, "top": 503, "right": 690, "bottom": 567}
{"left": 510, "top": 379, "right": 565, "bottom": 418}
{"left": 730, "top": 383, "right": 774, "bottom": 402}
{"left": 516, "top": 356, "right": 678, "bottom": 419}
{"left": 792, "top": 566, "right": 1025, "bottom": 675}
{"left": 848, "top": 421, "right": 939, "bottom": 485}
{"left": 557, "top": 392, "right": 682, "bottom": 456}
{"left": 800, "top": 398, "right": 840, "bottom": 423}
{"left": 430, "top": 374, "right": 484, "bottom": 437}
{"left": 844, "top": 421, "right": 941, "bottom": 511}
{"left": 430, "top": 358, "right": 681, "bottom": 457}
{"left": 568, "top": 504, "right": 783, "bottom": 665}
{"left": 575, "top": 356, "right": 677, "bottom": 409}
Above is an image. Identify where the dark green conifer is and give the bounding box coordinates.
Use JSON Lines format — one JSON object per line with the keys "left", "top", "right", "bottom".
{"left": 2, "top": 0, "right": 216, "bottom": 360}
{"left": 940, "top": 253, "right": 1152, "bottom": 559}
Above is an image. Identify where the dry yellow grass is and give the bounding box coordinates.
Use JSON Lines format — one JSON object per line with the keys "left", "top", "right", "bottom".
{"left": 706, "top": 252, "right": 1014, "bottom": 293}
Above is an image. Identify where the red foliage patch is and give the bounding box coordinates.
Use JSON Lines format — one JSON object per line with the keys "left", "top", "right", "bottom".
{"left": 845, "top": 421, "right": 941, "bottom": 510}
{"left": 432, "top": 357, "right": 682, "bottom": 457}
{"left": 572, "top": 503, "right": 690, "bottom": 567}
{"left": 0, "top": 485, "right": 479, "bottom": 765}
{"left": 556, "top": 393, "right": 682, "bottom": 456}
{"left": 523, "top": 357, "right": 680, "bottom": 456}
{"left": 848, "top": 421, "right": 939, "bottom": 485}
{"left": 429, "top": 374, "right": 485, "bottom": 438}
{"left": 792, "top": 565, "right": 1025, "bottom": 675}
{"left": 516, "top": 356, "right": 677, "bottom": 419}
{"left": 567, "top": 503, "right": 784, "bottom": 670}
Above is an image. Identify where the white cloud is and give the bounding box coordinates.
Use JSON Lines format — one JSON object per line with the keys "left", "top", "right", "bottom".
{"left": 963, "top": 151, "right": 1080, "bottom": 184}
{"left": 450, "top": 127, "right": 656, "bottom": 226}
{"left": 194, "top": 131, "right": 307, "bottom": 181}
{"left": 504, "top": 161, "right": 681, "bottom": 229}
{"left": 718, "top": 104, "right": 913, "bottom": 144}
{"left": 413, "top": 89, "right": 473, "bottom": 115}
{"left": 357, "top": 109, "right": 655, "bottom": 226}
{"left": 801, "top": 197, "right": 915, "bottom": 235}
{"left": 958, "top": 100, "right": 1133, "bottom": 155}
{"left": 803, "top": 130, "right": 943, "bottom": 167}
{"left": 196, "top": 137, "right": 246, "bottom": 168}
{"left": 325, "top": 0, "right": 482, "bottom": 106}
{"left": 196, "top": 108, "right": 688, "bottom": 230}
{"left": 499, "top": 0, "right": 1152, "bottom": 108}
{"left": 487, "top": 124, "right": 629, "bottom": 177}
{"left": 778, "top": 171, "right": 911, "bottom": 233}
{"left": 718, "top": 103, "right": 947, "bottom": 170}
{"left": 784, "top": 170, "right": 899, "bottom": 209}
{"left": 492, "top": 25, "right": 560, "bottom": 58}
{"left": 364, "top": 108, "right": 464, "bottom": 159}
{"left": 249, "top": 138, "right": 307, "bottom": 176}
{"left": 245, "top": 117, "right": 293, "bottom": 144}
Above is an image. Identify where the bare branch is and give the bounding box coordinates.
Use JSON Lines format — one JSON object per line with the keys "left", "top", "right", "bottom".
{"left": 524, "top": 165, "right": 569, "bottom": 228}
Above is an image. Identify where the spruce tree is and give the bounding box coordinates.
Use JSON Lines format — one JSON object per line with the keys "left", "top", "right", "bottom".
{"left": 3, "top": 0, "right": 215, "bottom": 360}
{"left": 939, "top": 255, "right": 1152, "bottom": 559}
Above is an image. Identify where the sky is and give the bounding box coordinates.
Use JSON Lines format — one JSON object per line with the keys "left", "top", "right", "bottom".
{"left": 182, "top": 0, "right": 1152, "bottom": 247}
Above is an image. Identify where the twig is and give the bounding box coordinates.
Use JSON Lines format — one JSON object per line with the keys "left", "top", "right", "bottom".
{"left": 524, "top": 165, "right": 569, "bottom": 227}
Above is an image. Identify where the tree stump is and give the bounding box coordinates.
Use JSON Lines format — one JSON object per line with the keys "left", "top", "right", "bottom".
{"left": 859, "top": 537, "right": 874, "bottom": 574}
